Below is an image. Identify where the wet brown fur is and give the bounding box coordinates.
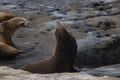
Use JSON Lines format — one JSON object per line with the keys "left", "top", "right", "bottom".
{"left": 0, "top": 17, "right": 29, "bottom": 60}
{"left": 21, "top": 22, "right": 77, "bottom": 74}
{"left": 0, "top": 12, "right": 15, "bottom": 23}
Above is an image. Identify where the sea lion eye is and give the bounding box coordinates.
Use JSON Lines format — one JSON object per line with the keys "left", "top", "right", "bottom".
{"left": 19, "top": 21, "right": 25, "bottom": 26}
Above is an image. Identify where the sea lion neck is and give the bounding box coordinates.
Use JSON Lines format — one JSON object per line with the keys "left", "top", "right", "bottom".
{"left": 54, "top": 38, "right": 77, "bottom": 59}
{"left": 0, "top": 32, "right": 13, "bottom": 44}
{"left": 53, "top": 30, "right": 77, "bottom": 64}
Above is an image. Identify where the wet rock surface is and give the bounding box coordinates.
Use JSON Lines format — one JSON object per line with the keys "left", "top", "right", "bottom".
{"left": 0, "top": 67, "right": 119, "bottom": 80}
{"left": 0, "top": 66, "right": 30, "bottom": 76}
{"left": 0, "top": 0, "right": 120, "bottom": 79}
{"left": 76, "top": 35, "right": 120, "bottom": 67}
{"left": 86, "top": 64, "right": 120, "bottom": 77}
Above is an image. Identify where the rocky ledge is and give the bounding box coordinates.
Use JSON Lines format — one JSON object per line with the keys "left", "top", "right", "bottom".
{"left": 0, "top": 66, "right": 119, "bottom": 80}
{"left": 0, "top": 0, "right": 120, "bottom": 79}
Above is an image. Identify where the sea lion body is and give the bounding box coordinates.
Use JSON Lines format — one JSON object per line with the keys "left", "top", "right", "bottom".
{"left": 0, "top": 12, "right": 14, "bottom": 23}
{"left": 21, "top": 22, "right": 77, "bottom": 73}
{"left": 0, "top": 42, "right": 23, "bottom": 60}
{"left": 0, "top": 17, "right": 29, "bottom": 60}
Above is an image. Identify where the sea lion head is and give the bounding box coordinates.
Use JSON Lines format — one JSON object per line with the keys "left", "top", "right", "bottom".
{"left": 55, "top": 22, "right": 77, "bottom": 62}
{"left": 0, "top": 17, "right": 29, "bottom": 34}
{"left": 0, "top": 12, "right": 15, "bottom": 22}
{"left": 55, "top": 22, "right": 74, "bottom": 42}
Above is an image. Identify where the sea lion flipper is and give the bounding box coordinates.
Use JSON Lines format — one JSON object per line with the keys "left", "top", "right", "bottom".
{"left": 0, "top": 42, "right": 23, "bottom": 54}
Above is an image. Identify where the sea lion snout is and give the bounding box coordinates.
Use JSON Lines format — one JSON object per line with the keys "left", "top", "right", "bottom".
{"left": 18, "top": 18, "right": 29, "bottom": 28}
{"left": 23, "top": 19, "right": 29, "bottom": 27}
{"left": 57, "top": 22, "right": 64, "bottom": 29}
{"left": 55, "top": 22, "right": 66, "bottom": 36}
{"left": 19, "top": 21, "right": 29, "bottom": 27}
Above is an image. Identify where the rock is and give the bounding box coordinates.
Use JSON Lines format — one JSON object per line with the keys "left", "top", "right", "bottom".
{"left": 0, "top": 72, "right": 120, "bottom": 80}
{"left": 85, "top": 14, "right": 120, "bottom": 32}
{"left": 0, "top": 0, "right": 120, "bottom": 79}
{"left": 69, "top": 1, "right": 83, "bottom": 11}
{"left": 2, "top": 1, "right": 11, "bottom": 5}
{"left": 76, "top": 35, "right": 120, "bottom": 67}
{"left": 86, "top": 64, "right": 120, "bottom": 77}
{"left": 97, "top": 20, "right": 116, "bottom": 30}
{"left": 79, "top": 11, "right": 100, "bottom": 19}
{"left": 0, "top": 66, "right": 30, "bottom": 76}
{"left": 0, "top": 66, "right": 119, "bottom": 80}
{"left": 106, "top": 8, "right": 120, "bottom": 15}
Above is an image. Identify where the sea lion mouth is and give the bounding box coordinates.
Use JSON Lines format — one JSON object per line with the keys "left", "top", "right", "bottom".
{"left": 22, "top": 22, "right": 29, "bottom": 28}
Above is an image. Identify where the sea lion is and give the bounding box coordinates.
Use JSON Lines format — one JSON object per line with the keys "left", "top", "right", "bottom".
{"left": 0, "top": 12, "right": 14, "bottom": 23}
{"left": 0, "top": 17, "right": 29, "bottom": 60}
{"left": 21, "top": 22, "right": 77, "bottom": 74}
{"left": 0, "top": 42, "right": 23, "bottom": 60}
